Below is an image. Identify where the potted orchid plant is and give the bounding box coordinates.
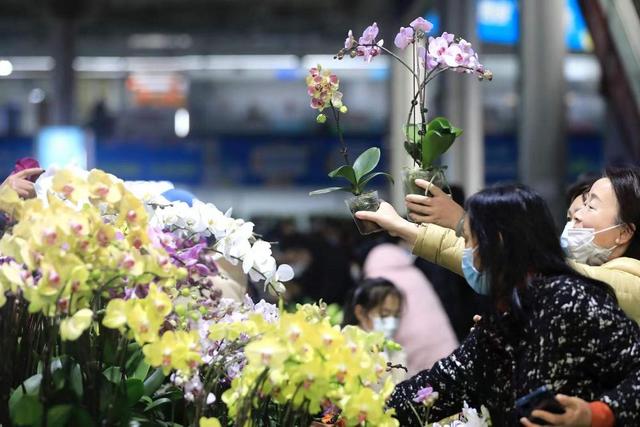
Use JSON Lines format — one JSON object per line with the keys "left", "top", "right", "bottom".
{"left": 335, "top": 19, "right": 492, "bottom": 218}
{"left": 306, "top": 65, "right": 393, "bottom": 235}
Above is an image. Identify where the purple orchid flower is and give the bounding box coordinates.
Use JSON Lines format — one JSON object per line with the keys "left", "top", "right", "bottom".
{"left": 413, "top": 386, "right": 434, "bottom": 403}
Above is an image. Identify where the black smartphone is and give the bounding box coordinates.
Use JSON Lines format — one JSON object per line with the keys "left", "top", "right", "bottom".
{"left": 515, "top": 385, "right": 565, "bottom": 425}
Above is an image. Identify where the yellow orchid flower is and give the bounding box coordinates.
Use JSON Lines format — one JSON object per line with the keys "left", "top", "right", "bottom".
{"left": 117, "top": 193, "right": 148, "bottom": 228}
{"left": 125, "top": 300, "right": 160, "bottom": 344}
{"left": 143, "top": 330, "right": 177, "bottom": 374}
{"left": 87, "top": 169, "right": 123, "bottom": 205}
{"left": 60, "top": 308, "right": 93, "bottom": 341}
{"left": 0, "top": 183, "right": 23, "bottom": 217}
{"left": 103, "top": 299, "right": 127, "bottom": 330}
{"left": 245, "top": 337, "right": 288, "bottom": 370}
{"left": 145, "top": 284, "right": 173, "bottom": 318}
{"left": 52, "top": 169, "right": 89, "bottom": 204}
{"left": 143, "top": 330, "right": 202, "bottom": 375}
{"left": 199, "top": 417, "right": 221, "bottom": 427}
{"left": 0, "top": 261, "right": 26, "bottom": 294}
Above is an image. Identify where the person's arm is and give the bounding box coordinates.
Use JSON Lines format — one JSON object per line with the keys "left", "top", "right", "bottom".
{"left": 387, "top": 327, "right": 487, "bottom": 425}
{"left": 355, "top": 203, "right": 466, "bottom": 276}
{"left": 591, "top": 306, "right": 640, "bottom": 425}
{"left": 569, "top": 259, "right": 640, "bottom": 324}
{"left": 552, "top": 280, "right": 640, "bottom": 425}
{"left": 412, "top": 223, "right": 465, "bottom": 276}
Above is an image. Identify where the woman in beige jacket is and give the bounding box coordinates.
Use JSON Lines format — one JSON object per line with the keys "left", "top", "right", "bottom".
{"left": 356, "top": 166, "right": 640, "bottom": 324}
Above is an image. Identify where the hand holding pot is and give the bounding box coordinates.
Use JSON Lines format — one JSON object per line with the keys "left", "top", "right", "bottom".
{"left": 405, "top": 180, "right": 464, "bottom": 229}
{"left": 355, "top": 201, "right": 418, "bottom": 246}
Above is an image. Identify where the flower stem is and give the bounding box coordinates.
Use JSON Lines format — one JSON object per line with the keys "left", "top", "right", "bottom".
{"left": 329, "top": 102, "right": 350, "bottom": 166}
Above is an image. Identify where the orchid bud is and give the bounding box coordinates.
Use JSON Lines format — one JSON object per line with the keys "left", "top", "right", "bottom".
{"left": 339, "top": 105, "right": 348, "bottom": 114}
{"left": 349, "top": 50, "right": 357, "bottom": 58}
{"left": 175, "top": 304, "right": 187, "bottom": 316}
{"left": 316, "top": 113, "right": 327, "bottom": 124}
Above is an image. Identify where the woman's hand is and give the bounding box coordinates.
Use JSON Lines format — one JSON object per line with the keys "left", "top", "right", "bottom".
{"left": 2, "top": 168, "right": 44, "bottom": 199}
{"left": 405, "top": 180, "right": 465, "bottom": 230}
{"left": 355, "top": 201, "right": 418, "bottom": 246}
{"left": 520, "top": 395, "right": 592, "bottom": 427}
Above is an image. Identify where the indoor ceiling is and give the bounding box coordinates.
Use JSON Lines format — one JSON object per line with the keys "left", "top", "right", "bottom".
{"left": 0, "top": 0, "right": 427, "bottom": 56}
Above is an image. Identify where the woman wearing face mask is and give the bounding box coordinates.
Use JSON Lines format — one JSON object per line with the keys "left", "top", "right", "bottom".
{"left": 356, "top": 166, "right": 640, "bottom": 323}
{"left": 342, "top": 278, "right": 407, "bottom": 384}
{"left": 385, "top": 185, "right": 640, "bottom": 426}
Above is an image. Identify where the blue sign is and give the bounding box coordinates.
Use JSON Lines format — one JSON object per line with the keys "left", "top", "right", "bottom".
{"left": 96, "top": 141, "right": 205, "bottom": 185}
{"left": 565, "top": 0, "right": 592, "bottom": 51}
{"left": 477, "top": 0, "right": 520, "bottom": 45}
{"left": 423, "top": 0, "right": 593, "bottom": 50}
{"left": 216, "top": 136, "right": 388, "bottom": 188}
{"left": 36, "top": 126, "right": 88, "bottom": 169}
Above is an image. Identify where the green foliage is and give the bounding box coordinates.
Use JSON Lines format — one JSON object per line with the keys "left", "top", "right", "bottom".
{"left": 310, "top": 147, "right": 394, "bottom": 196}
{"left": 404, "top": 117, "right": 463, "bottom": 167}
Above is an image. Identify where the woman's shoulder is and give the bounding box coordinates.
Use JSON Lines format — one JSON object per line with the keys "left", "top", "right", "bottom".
{"left": 601, "top": 256, "right": 640, "bottom": 277}
{"left": 533, "top": 274, "right": 617, "bottom": 309}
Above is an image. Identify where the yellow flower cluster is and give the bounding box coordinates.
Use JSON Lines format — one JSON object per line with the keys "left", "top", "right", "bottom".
{"left": 215, "top": 305, "right": 399, "bottom": 427}
{"left": 0, "top": 168, "right": 185, "bottom": 341}
{"left": 102, "top": 284, "right": 173, "bottom": 344}
{"left": 143, "top": 329, "right": 202, "bottom": 375}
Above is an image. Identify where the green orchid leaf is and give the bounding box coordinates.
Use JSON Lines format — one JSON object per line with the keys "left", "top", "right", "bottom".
{"left": 428, "top": 117, "right": 452, "bottom": 132}
{"left": 70, "top": 363, "right": 83, "bottom": 399}
{"left": 422, "top": 130, "right": 456, "bottom": 166}
{"left": 126, "top": 379, "right": 145, "bottom": 406}
{"left": 47, "top": 405, "right": 73, "bottom": 427}
{"left": 328, "top": 165, "right": 357, "bottom": 186}
{"left": 71, "top": 408, "right": 94, "bottom": 427}
{"left": 404, "top": 124, "right": 421, "bottom": 143}
{"left": 353, "top": 147, "right": 381, "bottom": 182}
{"left": 309, "top": 186, "right": 353, "bottom": 196}
{"left": 11, "top": 395, "right": 43, "bottom": 426}
{"left": 142, "top": 368, "right": 165, "bottom": 396}
{"left": 404, "top": 140, "right": 422, "bottom": 163}
{"left": 9, "top": 373, "right": 42, "bottom": 415}
{"left": 144, "top": 397, "right": 172, "bottom": 413}
{"left": 359, "top": 172, "right": 395, "bottom": 190}
{"left": 103, "top": 366, "right": 121, "bottom": 384}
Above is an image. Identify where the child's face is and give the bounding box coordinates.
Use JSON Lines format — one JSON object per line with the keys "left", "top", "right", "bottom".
{"left": 358, "top": 294, "right": 401, "bottom": 332}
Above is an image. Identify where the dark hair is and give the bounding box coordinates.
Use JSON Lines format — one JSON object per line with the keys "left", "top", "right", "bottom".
{"left": 341, "top": 278, "right": 403, "bottom": 327}
{"left": 466, "top": 185, "right": 583, "bottom": 310}
{"left": 566, "top": 172, "right": 599, "bottom": 207}
{"left": 604, "top": 166, "right": 640, "bottom": 260}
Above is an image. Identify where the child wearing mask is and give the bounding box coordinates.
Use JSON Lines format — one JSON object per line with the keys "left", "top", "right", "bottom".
{"left": 342, "top": 278, "right": 407, "bottom": 384}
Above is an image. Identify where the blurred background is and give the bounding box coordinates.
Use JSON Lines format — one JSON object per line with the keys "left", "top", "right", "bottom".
{"left": 0, "top": 0, "right": 638, "bottom": 325}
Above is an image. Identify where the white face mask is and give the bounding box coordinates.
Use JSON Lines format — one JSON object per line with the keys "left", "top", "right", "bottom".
{"left": 560, "top": 221, "right": 621, "bottom": 266}
{"left": 372, "top": 316, "right": 399, "bottom": 339}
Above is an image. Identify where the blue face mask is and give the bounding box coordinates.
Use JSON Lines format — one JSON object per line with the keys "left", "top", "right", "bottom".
{"left": 461, "top": 247, "right": 491, "bottom": 295}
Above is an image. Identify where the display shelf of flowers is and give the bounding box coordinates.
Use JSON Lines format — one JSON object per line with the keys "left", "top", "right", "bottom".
{"left": 0, "top": 163, "right": 408, "bottom": 427}
{"left": 334, "top": 18, "right": 492, "bottom": 220}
